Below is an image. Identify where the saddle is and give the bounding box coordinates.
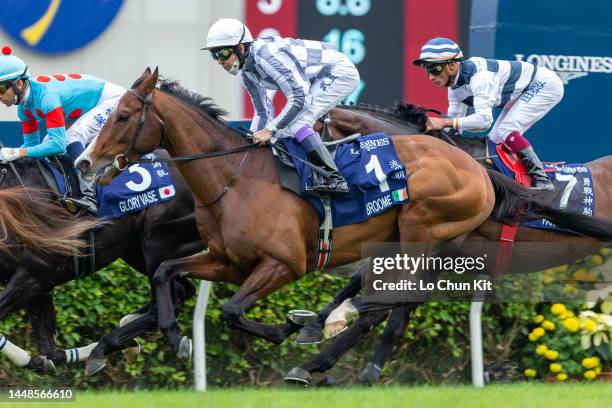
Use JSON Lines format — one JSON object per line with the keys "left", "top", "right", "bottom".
{"left": 273, "top": 133, "right": 361, "bottom": 196}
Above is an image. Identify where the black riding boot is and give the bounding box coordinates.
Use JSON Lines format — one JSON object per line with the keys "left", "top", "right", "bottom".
{"left": 306, "top": 145, "right": 350, "bottom": 196}
{"left": 517, "top": 146, "right": 555, "bottom": 192}
{"left": 61, "top": 173, "right": 98, "bottom": 215}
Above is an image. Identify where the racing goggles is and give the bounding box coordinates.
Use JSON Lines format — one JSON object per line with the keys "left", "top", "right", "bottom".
{"left": 0, "top": 81, "right": 11, "bottom": 95}
{"left": 210, "top": 47, "right": 235, "bottom": 62}
{"left": 425, "top": 63, "right": 447, "bottom": 76}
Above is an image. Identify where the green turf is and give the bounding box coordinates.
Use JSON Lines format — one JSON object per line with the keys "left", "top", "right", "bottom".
{"left": 14, "top": 383, "right": 612, "bottom": 408}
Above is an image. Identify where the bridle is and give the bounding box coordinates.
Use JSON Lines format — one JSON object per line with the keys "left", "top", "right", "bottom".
{"left": 112, "top": 88, "right": 166, "bottom": 171}
{"left": 106, "top": 86, "right": 259, "bottom": 208}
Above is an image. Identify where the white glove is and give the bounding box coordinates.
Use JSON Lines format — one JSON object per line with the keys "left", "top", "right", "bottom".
{"left": 0, "top": 147, "right": 21, "bottom": 163}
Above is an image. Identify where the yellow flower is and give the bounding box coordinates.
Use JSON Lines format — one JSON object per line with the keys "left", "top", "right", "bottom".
{"left": 524, "top": 368, "right": 537, "bottom": 378}
{"left": 563, "top": 317, "right": 580, "bottom": 332}
{"left": 551, "top": 304, "right": 566, "bottom": 315}
{"left": 553, "top": 265, "right": 569, "bottom": 273}
{"left": 533, "top": 327, "right": 545, "bottom": 337}
{"left": 591, "top": 255, "right": 603, "bottom": 265}
{"left": 542, "top": 320, "right": 556, "bottom": 331}
{"left": 582, "top": 319, "right": 597, "bottom": 333}
{"left": 535, "top": 344, "right": 548, "bottom": 355}
{"left": 549, "top": 363, "right": 562, "bottom": 373}
{"left": 545, "top": 350, "right": 559, "bottom": 360}
{"left": 543, "top": 275, "right": 554, "bottom": 284}
{"left": 559, "top": 310, "right": 575, "bottom": 320}
{"left": 528, "top": 333, "right": 538, "bottom": 342}
{"left": 534, "top": 315, "right": 545, "bottom": 323}
{"left": 556, "top": 373, "right": 568, "bottom": 381}
{"left": 583, "top": 370, "right": 597, "bottom": 380}
{"left": 581, "top": 357, "right": 601, "bottom": 369}
{"left": 600, "top": 248, "right": 610, "bottom": 256}
{"left": 595, "top": 366, "right": 602, "bottom": 375}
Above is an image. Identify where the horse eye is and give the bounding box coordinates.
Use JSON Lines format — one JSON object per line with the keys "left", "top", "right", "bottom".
{"left": 118, "top": 113, "right": 130, "bottom": 123}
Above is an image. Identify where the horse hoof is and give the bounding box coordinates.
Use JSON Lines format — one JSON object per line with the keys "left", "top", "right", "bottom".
{"left": 295, "top": 324, "right": 324, "bottom": 345}
{"left": 177, "top": 336, "right": 192, "bottom": 359}
{"left": 85, "top": 358, "right": 107, "bottom": 376}
{"left": 26, "top": 356, "right": 56, "bottom": 374}
{"left": 287, "top": 309, "right": 317, "bottom": 326}
{"left": 122, "top": 339, "right": 141, "bottom": 363}
{"left": 357, "top": 362, "right": 381, "bottom": 385}
{"left": 43, "top": 357, "right": 57, "bottom": 374}
{"left": 284, "top": 367, "right": 312, "bottom": 386}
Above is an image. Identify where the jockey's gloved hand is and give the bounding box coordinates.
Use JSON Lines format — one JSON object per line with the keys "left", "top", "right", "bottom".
{"left": 0, "top": 147, "right": 21, "bottom": 163}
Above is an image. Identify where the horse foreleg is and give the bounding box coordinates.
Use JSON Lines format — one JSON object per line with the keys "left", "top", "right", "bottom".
{"left": 221, "top": 256, "right": 303, "bottom": 345}
{"left": 153, "top": 251, "right": 244, "bottom": 357}
{"left": 296, "top": 265, "right": 365, "bottom": 345}
{"left": 358, "top": 304, "right": 418, "bottom": 385}
{"left": 0, "top": 268, "right": 50, "bottom": 372}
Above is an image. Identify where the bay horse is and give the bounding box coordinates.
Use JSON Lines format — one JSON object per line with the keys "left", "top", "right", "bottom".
{"left": 0, "top": 153, "right": 204, "bottom": 376}
{"left": 76, "top": 68, "right": 612, "bottom": 363}
{"left": 281, "top": 103, "right": 612, "bottom": 385}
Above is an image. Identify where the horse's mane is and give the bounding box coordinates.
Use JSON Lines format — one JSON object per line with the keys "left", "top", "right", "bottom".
{"left": 336, "top": 102, "right": 429, "bottom": 130}
{"left": 156, "top": 79, "right": 229, "bottom": 122}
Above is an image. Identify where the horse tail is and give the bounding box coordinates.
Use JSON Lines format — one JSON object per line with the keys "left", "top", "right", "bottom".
{"left": 0, "top": 187, "right": 103, "bottom": 257}
{"left": 487, "top": 169, "right": 612, "bottom": 241}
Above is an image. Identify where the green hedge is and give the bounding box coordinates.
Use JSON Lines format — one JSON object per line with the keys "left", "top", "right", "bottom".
{"left": 0, "top": 259, "right": 538, "bottom": 388}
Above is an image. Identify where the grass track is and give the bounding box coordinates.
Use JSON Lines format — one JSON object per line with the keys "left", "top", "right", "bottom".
{"left": 17, "top": 383, "right": 612, "bottom": 408}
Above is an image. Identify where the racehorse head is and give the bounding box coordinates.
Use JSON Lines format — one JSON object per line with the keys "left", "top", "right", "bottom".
{"left": 76, "top": 67, "right": 164, "bottom": 185}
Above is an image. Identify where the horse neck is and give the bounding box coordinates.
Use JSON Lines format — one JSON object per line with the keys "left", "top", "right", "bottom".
{"left": 155, "top": 93, "right": 260, "bottom": 209}
{"left": 331, "top": 109, "right": 421, "bottom": 139}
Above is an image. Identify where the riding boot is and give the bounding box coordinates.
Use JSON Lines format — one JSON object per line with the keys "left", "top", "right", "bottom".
{"left": 296, "top": 126, "right": 349, "bottom": 196}
{"left": 503, "top": 131, "right": 554, "bottom": 192}
{"left": 517, "top": 147, "right": 555, "bottom": 192}
{"left": 61, "top": 173, "right": 98, "bottom": 215}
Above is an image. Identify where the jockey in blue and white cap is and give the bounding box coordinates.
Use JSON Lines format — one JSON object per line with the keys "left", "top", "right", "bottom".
{"left": 413, "top": 37, "right": 563, "bottom": 191}
{"left": 0, "top": 45, "right": 126, "bottom": 214}
{"left": 203, "top": 18, "right": 361, "bottom": 195}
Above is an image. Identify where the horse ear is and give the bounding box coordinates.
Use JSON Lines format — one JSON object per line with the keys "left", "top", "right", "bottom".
{"left": 141, "top": 66, "right": 159, "bottom": 93}
{"left": 142, "top": 67, "right": 151, "bottom": 77}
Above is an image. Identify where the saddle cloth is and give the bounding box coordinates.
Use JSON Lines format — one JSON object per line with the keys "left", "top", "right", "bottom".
{"left": 487, "top": 139, "right": 595, "bottom": 232}
{"left": 277, "top": 133, "right": 410, "bottom": 227}
{"left": 39, "top": 152, "right": 177, "bottom": 219}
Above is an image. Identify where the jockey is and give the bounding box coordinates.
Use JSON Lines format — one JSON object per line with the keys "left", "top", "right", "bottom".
{"left": 0, "top": 45, "right": 125, "bottom": 214}
{"left": 414, "top": 37, "right": 563, "bottom": 191}
{"left": 202, "top": 18, "right": 360, "bottom": 195}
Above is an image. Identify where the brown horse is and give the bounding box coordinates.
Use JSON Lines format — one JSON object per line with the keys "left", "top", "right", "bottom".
{"left": 76, "top": 68, "right": 612, "bottom": 359}
{"left": 282, "top": 103, "right": 612, "bottom": 385}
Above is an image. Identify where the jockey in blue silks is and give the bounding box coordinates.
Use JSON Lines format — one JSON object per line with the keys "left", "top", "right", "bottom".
{"left": 0, "top": 45, "right": 125, "bottom": 213}
{"left": 414, "top": 37, "right": 564, "bottom": 191}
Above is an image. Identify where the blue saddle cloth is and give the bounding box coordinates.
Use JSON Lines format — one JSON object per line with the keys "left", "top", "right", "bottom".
{"left": 96, "top": 153, "right": 176, "bottom": 219}
{"left": 486, "top": 140, "right": 595, "bottom": 232}
{"left": 283, "top": 133, "right": 410, "bottom": 227}
{"left": 38, "top": 153, "right": 176, "bottom": 219}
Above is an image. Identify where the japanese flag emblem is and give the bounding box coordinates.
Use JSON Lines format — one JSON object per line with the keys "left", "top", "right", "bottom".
{"left": 158, "top": 185, "right": 176, "bottom": 199}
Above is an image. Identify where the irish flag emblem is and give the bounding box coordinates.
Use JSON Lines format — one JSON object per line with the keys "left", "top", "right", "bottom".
{"left": 391, "top": 188, "right": 409, "bottom": 202}
{"left": 158, "top": 185, "right": 176, "bottom": 199}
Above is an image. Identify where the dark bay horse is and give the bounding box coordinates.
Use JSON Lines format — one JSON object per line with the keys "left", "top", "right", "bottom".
{"left": 0, "top": 153, "right": 204, "bottom": 375}
{"left": 77, "top": 68, "right": 612, "bottom": 363}
{"left": 281, "top": 103, "right": 612, "bottom": 385}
